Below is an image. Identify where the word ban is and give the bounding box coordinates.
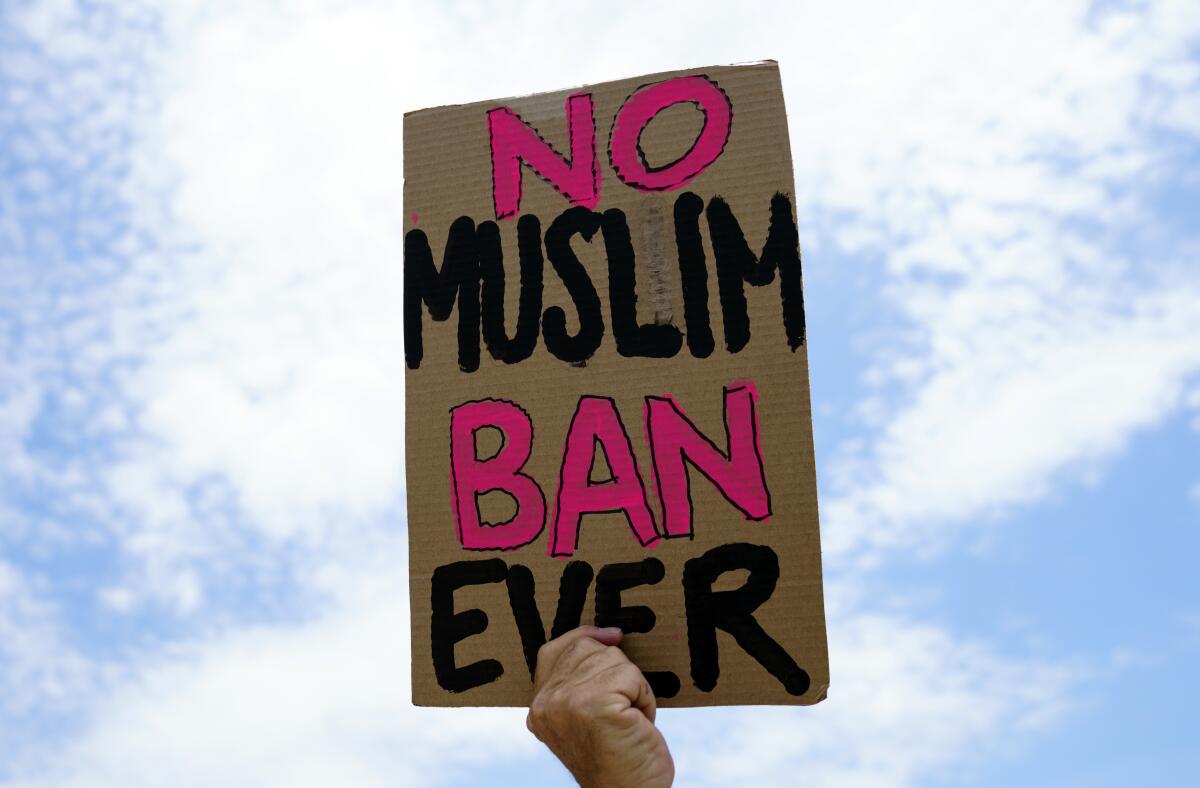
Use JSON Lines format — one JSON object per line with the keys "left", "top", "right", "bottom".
{"left": 450, "top": 383, "right": 771, "bottom": 555}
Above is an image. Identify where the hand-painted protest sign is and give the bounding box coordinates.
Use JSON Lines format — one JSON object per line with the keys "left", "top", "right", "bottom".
{"left": 404, "top": 62, "right": 828, "bottom": 707}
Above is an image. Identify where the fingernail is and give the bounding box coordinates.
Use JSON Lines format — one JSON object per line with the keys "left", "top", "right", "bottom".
{"left": 600, "top": 627, "right": 622, "bottom": 636}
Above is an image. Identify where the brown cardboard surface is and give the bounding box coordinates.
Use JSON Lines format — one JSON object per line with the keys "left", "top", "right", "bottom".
{"left": 404, "top": 62, "right": 828, "bottom": 707}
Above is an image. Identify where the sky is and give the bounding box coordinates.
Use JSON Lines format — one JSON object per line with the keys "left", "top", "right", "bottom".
{"left": 1, "top": 0, "right": 1198, "bottom": 786}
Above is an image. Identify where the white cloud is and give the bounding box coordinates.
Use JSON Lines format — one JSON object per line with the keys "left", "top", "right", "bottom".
{"left": 825, "top": 282, "right": 1200, "bottom": 561}
{"left": 799, "top": 1, "right": 1200, "bottom": 560}
{"left": 5, "top": 560, "right": 539, "bottom": 788}
{"left": 0, "top": 0, "right": 152, "bottom": 763}
{"left": 0, "top": 561, "right": 92, "bottom": 771}
{"left": 665, "top": 612, "right": 1072, "bottom": 788}
{"left": 113, "top": 0, "right": 413, "bottom": 541}
{"left": 1, "top": 0, "right": 153, "bottom": 499}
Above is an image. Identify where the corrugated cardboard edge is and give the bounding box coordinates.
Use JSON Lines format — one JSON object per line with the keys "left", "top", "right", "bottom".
{"left": 402, "top": 60, "right": 780, "bottom": 118}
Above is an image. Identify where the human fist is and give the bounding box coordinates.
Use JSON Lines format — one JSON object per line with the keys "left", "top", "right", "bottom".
{"left": 527, "top": 626, "right": 674, "bottom": 788}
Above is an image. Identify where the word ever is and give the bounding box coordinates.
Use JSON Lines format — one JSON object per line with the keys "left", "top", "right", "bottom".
{"left": 450, "top": 383, "right": 770, "bottom": 556}
{"left": 431, "top": 544, "right": 811, "bottom": 698}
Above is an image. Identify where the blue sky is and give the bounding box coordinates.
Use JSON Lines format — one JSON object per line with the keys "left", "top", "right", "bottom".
{"left": 2, "top": 1, "right": 1199, "bottom": 786}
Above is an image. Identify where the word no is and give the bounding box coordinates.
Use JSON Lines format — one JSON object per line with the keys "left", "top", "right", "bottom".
{"left": 489, "top": 74, "right": 732, "bottom": 219}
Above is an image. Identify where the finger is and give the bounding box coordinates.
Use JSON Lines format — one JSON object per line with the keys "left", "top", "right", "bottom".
{"left": 630, "top": 668, "right": 657, "bottom": 723}
{"left": 584, "top": 657, "right": 658, "bottom": 723}
{"left": 588, "top": 626, "right": 624, "bottom": 647}
{"left": 535, "top": 626, "right": 623, "bottom": 681}
{"left": 551, "top": 632, "right": 613, "bottom": 679}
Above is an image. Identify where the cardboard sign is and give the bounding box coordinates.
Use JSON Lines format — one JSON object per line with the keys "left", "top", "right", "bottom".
{"left": 404, "top": 62, "right": 828, "bottom": 707}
